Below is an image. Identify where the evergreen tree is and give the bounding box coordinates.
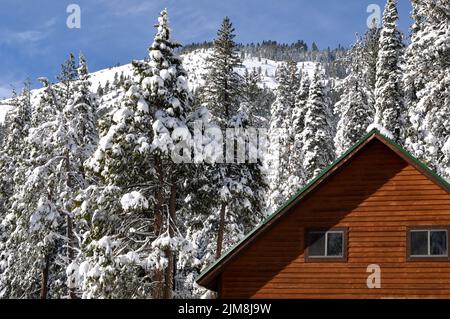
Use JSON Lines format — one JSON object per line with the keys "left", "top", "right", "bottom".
{"left": 78, "top": 79, "right": 155, "bottom": 298}
{"left": 241, "top": 69, "right": 273, "bottom": 127}
{"left": 292, "top": 71, "right": 310, "bottom": 140}
{"left": 189, "top": 18, "right": 266, "bottom": 283}
{"left": 404, "top": 0, "right": 450, "bottom": 177}
{"left": 288, "top": 71, "right": 310, "bottom": 189}
{"left": 284, "top": 61, "right": 305, "bottom": 199}
{"left": 266, "top": 63, "right": 289, "bottom": 212}
{"left": 57, "top": 53, "right": 78, "bottom": 106}
{"left": 335, "top": 37, "right": 375, "bottom": 156}
{"left": 0, "top": 77, "right": 65, "bottom": 299}
{"left": 0, "top": 123, "right": 5, "bottom": 146}
{"left": 203, "top": 17, "right": 241, "bottom": 126}
{"left": 301, "top": 66, "right": 335, "bottom": 181}
{"left": 364, "top": 21, "right": 381, "bottom": 92}
{"left": 0, "top": 86, "right": 31, "bottom": 216}
{"left": 79, "top": 9, "right": 192, "bottom": 299}
{"left": 0, "top": 85, "right": 32, "bottom": 292}
{"left": 0, "top": 54, "right": 99, "bottom": 299}
{"left": 96, "top": 83, "right": 104, "bottom": 97}
{"left": 63, "top": 53, "right": 99, "bottom": 298}
{"left": 374, "top": 0, "right": 405, "bottom": 141}
{"left": 266, "top": 62, "right": 299, "bottom": 212}
{"left": 141, "top": 8, "right": 192, "bottom": 299}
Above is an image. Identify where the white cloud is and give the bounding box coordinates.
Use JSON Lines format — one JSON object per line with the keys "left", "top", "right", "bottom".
{"left": 98, "top": 0, "right": 159, "bottom": 16}
{"left": 0, "top": 16, "right": 56, "bottom": 46}
{"left": 0, "top": 30, "right": 49, "bottom": 45}
{"left": 44, "top": 17, "right": 58, "bottom": 28}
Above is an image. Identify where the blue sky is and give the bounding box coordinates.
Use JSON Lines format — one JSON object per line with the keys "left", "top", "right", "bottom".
{"left": 0, "top": 0, "right": 412, "bottom": 98}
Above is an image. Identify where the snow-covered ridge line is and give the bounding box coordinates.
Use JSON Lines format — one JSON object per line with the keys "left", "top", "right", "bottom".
{"left": 0, "top": 49, "right": 317, "bottom": 124}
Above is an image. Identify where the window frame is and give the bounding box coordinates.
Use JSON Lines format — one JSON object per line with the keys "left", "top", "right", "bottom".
{"left": 406, "top": 226, "right": 450, "bottom": 262}
{"left": 304, "top": 227, "right": 348, "bottom": 262}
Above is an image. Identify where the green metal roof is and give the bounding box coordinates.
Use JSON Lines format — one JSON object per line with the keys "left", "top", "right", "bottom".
{"left": 196, "top": 128, "right": 450, "bottom": 287}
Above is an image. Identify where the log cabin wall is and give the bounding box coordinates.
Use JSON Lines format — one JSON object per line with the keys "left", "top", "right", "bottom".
{"left": 220, "top": 139, "right": 450, "bottom": 298}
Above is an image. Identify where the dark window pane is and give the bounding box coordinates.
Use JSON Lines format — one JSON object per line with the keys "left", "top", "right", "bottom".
{"left": 410, "top": 231, "right": 428, "bottom": 256}
{"left": 430, "top": 231, "right": 447, "bottom": 256}
{"left": 327, "top": 232, "right": 343, "bottom": 256}
{"left": 308, "top": 232, "right": 325, "bottom": 256}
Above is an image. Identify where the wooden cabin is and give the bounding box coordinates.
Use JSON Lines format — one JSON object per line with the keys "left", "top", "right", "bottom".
{"left": 196, "top": 129, "right": 450, "bottom": 299}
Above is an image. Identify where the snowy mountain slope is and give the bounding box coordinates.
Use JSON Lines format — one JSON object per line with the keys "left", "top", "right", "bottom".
{"left": 89, "top": 63, "right": 134, "bottom": 93}
{"left": 0, "top": 105, "right": 12, "bottom": 124}
{"left": 0, "top": 49, "right": 317, "bottom": 124}
{"left": 182, "top": 49, "right": 316, "bottom": 91}
{"left": 0, "top": 88, "right": 43, "bottom": 124}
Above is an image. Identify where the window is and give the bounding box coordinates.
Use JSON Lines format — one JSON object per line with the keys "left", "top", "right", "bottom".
{"left": 305, "top": 228, "right": 347, "bottom": 261}
{"left": 408, "top": 228, "right": 449, "bottom": 259}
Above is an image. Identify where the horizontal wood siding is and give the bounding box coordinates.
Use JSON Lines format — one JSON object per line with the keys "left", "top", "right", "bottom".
{"left": 221, "top": 140, "right": 450, "bottom": 299}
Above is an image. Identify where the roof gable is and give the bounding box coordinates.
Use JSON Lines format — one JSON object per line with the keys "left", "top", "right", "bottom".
{"left": 196, "top": 129, "right": 450, "bottom": 290}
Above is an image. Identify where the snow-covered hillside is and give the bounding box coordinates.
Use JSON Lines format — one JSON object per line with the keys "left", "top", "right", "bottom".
{"left": 86, "top": 48, "right": 316, "bottom": 93}
{"left": 182, "top": 49, "right": 316, "bottom": 91}
{"left": 0, "top": 49, "right": 317, "bottom": 124}
{"left": 0, "top": 105, "right": 12, "bottom": 124}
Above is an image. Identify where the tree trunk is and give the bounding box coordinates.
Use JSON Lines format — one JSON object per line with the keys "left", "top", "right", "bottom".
{"left": 152, "top": 155, "right": 165, "bottom": 299}
{"left": 67, "top": 215, "right": 77, "bottom": 299}
{"left": 164, "top": 174, "right": 177, "bottom": 299}
{"left": 216, "top": 202, "right": 227, "bottom": 258}
{"left": 154, "top": 155, "right": 165, "bottom": 235}
{"left": 65, "top": 151, "right": 77, "bottom": 299}
{"left": 40, "top": 255, "right": 50, "bottom": 299}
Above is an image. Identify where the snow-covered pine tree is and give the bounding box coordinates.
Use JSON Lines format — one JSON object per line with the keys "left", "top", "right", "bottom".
{"left": 0, "top": 85, "right": 31, "bottom": 216}
{"left": 104, "top": 80, "right": 111, "bottom": 95}
{"left": 284, "top": 61, "right": 308, "bottom": 200}
{"left": 188, "top": 18, "right": 266, "bottom": 282}
{"left": 286, "top": 61, "right": 300, "bottom": 109}
{"left": 287, "top": 70, "right": 310, "bottom": 189}
{"left": 96, "top": 83, "right": 104, "bottom": 97}
{"left": 0, "top": 76, "right": 65, "bottom": 299}
{"left": 79, "top": 9, "right": 193, "bottom": 299}
{"left": 364, "top": 21, "right": 381, "bottom": 92}
{"left": 301, "top": 66, "right": 335, "bottom": 181}
{"left": 241, "top": 68, "right": 272, "bottom": 127}
{"left": 185, "top": 106, "right": 266, "bottom": 289}
{"left": 292, "top": 70, "right": 310, "bottom": 144}
{"left": 140, "top": 8, "right": 192, "bottom": 299}
{"left": 334, "top": 36, "right": 375, "bottom": 156}
{"left": 31, "top": 78, "right": 59, "bottom": 127}
{"left": 267, "top": 61, "right": 300, "bottom": 212}
{"left": 404, "top": 0, "right": 450, "bottom": 178}
{"left": 0, "top": 84, "right": 32, "bottom": 289}
{"left": 266, "top": 63, "right": 289, "bottom": 212}
{"left": 56, "top": 53, "right": 78, "bottom": 107}
{"left": 202, "top": 16, "right": 241, "bottom": 126}
{"left": 78, "top": 77, "right": 156, "bottom": 299}
{"left": 201, "top": 17, "right": 242, "bottom": 261}
{"left": 374, "top": 0, "right": 405, "bottom": 142}
{"left": 0, "top": 123, "right": 4, "bottom": 146}
{"left": 172, "top": 106, "right": 215, "bottom": 298}
{"left": 284, "top": 60, "right": 301, "bottom": 184}
{"left": 62, "top": 53, "right": 99, "bottom": 298}
{"left": 0, "top": 54, "right": 99, "bottom": 299}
